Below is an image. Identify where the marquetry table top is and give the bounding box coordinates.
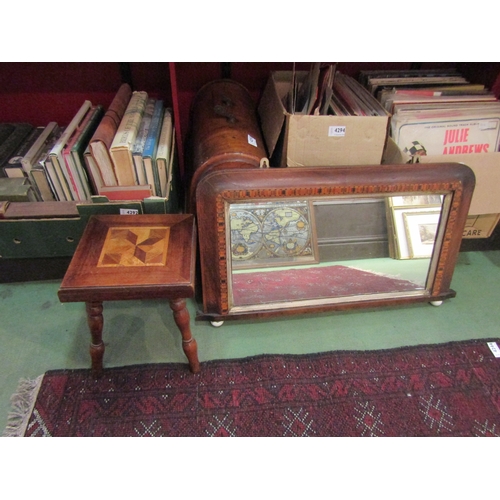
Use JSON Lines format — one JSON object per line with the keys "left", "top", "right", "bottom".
{"left": 58, "top": 214, "right": 196, "bottom": 303}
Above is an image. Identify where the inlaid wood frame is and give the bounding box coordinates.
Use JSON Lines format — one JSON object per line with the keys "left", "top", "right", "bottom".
{"left": 195, "top": 163, "right": 475, "bottom": 322}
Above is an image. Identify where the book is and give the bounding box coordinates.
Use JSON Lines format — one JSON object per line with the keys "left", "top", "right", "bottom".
{"left": 62, "top": 108, "right": 96, "bottom": 200}
{"left": 390, "top": 102, "right": 500, "bottom": 157}
{"left": 132, "top": 98, "right": 156, "bottom": 185}
{"left": 155, "top": 108, "right": 173, "bottom": 198}
{"left": 142, "top": 99, "right": 164, "bottom": 195}
{"left": 26, "top": 126, "right": 63, "bottom": 201}
{"left": 66, "top": 105, "right": 105, "bottom": 199}
{"left": 2, "top": 126, "right": 45, "bottom": 178}
{"left": 46, "top": 100, "right": 92, "bottom": 200}
{"left": 83, "top": 145, "right": 104, "bottom": 194}
{"left": 89, "top": 83, "right": 132, "bottom": 187}
{"left": 165, "top": 133, "right": 180, "bottom": 213}
{"left": 0, "top": 123, "right": 34, "bottom": 175}
{"left": 98, "top": 184, "right": 153, "bottom": 201}
{"left": 0, "top": 177, "right": 37, "bottom": 202}
{"left": 110, "top": 90, "right": 148, "bottom": 186}
{"left": 21, "top": 122, "right": 60, "bottom": 174}
{"left": 29, "top": 168, "right": 56, "bottom": 201}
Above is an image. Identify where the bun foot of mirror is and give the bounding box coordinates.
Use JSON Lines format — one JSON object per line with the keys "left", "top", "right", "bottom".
{"left": 211, "top": 321, "right": 225, "bottom": 328}
{"left": 429, "top": 300, "right": 444, "bottom": 307}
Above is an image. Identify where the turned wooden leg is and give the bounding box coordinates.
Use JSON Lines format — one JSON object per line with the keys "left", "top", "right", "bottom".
{"left": 169, "top": 298, "right": 200, "bottom": 373}
{"left": 86, "top": 301, "right": 105, "bottom": 378}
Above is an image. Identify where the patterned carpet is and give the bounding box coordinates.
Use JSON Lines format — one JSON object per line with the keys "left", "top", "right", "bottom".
{"left": 5, "top": 338, "right": 500, "bottom": 437}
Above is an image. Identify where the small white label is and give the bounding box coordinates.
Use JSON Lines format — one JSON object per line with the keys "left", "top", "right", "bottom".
{"left": 479, "top": 120, "right": 498, "bottom": 131}
{"left": 248, "top": 135, "right": 257, "bottom": 147}
{"left": 487, "top": 342, "right": 500, "bottom": 358}
{"left": 328, "top": 126, "right": 346, "bottom": 137}
{"left": 120, "top": 208, "right": 139, "bottom": 215}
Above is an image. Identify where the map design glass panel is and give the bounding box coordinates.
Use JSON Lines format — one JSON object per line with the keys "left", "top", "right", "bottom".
{"left": 229, "top": 200, "right": 318, "bottom": 269}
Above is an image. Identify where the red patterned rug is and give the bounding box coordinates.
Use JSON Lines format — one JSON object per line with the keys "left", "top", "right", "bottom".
{"left": 232, "top": 265, "right": 423, "bottom": 306}
{"left": 5, "top": 338, "right": 500, "bottom": 437}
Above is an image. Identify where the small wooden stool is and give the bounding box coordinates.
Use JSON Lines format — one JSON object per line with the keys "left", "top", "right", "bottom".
{"left": 58, "top": 214, "right": 200, "bottom": 377}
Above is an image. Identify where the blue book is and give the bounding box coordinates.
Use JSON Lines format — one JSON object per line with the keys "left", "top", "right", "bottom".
{"left": 142, "top": 99, "right": 164, "bottom": 195}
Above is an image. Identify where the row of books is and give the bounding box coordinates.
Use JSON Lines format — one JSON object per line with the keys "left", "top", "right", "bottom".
{"left": 357, "top": 68, "right": 500, "bottom": 158}
{"left": 0, "top": 83, "right": 176, "bottom": 204}
{"left": 1, "top": 121, "right": 63, "bottom": 201}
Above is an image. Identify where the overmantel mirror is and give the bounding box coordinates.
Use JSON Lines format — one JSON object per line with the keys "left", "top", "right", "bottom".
{"left": 195, "top": 163, "right": 475, "bottom": 325}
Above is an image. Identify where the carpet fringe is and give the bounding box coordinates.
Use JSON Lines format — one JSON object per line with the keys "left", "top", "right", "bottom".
{"left": 3, "top": 375, "right": 44, "bottom": 437}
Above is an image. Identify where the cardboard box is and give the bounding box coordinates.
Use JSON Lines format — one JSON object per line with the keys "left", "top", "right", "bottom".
{"left": 258, "top": 71, "right": 390, "bottom": 167}
{"left": 382, "top": 138, "right": 500, "bottom": 238}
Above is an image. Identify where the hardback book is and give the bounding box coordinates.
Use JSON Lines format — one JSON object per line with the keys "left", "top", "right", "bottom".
{"left": 110, "top": 90, "right": 148, "bottom": 186}
{"left": 62, "top": 109, "right": 95, "bottom": 200}
{"left": 0, "top": 123, "right": 34, "bottom": 175}
{"left": 26, "top": 126, "right": 63, "bottom": 201}
{"left": 2, "top": 126, "right": 45, "bottom": 178}
{"left": 29, "top": 168, "right": 55, "bottom": 201}
{"left": 67, "top": 105, "right": 105, "bottom": 199}
{"left": 165, "top": 133, "right": 179, "bottom": 213}
{"left": 132, "top": 97, "right": 156, "bottom": 185}
{"left": 83, "top": 145, "right": 104, "bottom": 194}
{"left": 155, "top": 108, "right": 173, "bottom": 198}
{"left": 47, "top": 100, "right": 92, "bottom": 200}
{"left": 142, "top": 99, "right": 164, "bottom": 195}
{"left": 98, "top": 184, "right": 153, "bottom": 201}
{"left": 21, "top": 122, "right": 60, "bottom": 174}
{"left": 390, "top": 102, "right": 500, "bottom": 157}
{"left": 0, "top": 177, "right": 37, "bottom": 202}
{"left": 89, "top": 83, "right": 132, "bottom": 187}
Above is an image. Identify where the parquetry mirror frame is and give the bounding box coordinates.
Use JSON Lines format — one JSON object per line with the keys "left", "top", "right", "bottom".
{"left": 195, "top": 163, "right": 475, "bottom": 323}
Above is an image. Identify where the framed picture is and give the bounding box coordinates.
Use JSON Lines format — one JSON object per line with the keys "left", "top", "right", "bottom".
{"left": 228, "top": 199, "right": 319, "bottom": 269}
{"left": 403, "top": 210, "right": 441, "bottom": 259}
{"left": 386, "top": 192, "right": 444, "bottom": 260}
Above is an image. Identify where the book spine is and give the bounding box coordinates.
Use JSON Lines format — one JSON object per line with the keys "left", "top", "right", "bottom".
{"left": 132, "top": 97, "right": 156, "bottom": 185}
{"left": 91, "top": 83, "right": 132, "bottom": 148}
{"left": 70, "top": 106, "right": 105, "bottom": 198}
{"left": 0, "top": 123, "right": 34, "bottom": 167}
{"left": 6, "top": 126, "right": 44, "bottom": 167}
{"left": 83, "top": 146, "right": 104, "bottom": 194}
{"left": 156, "top": 109, "right": 173, "bottom": 198}
{"left": 110, "top": 91, "right": 148, "bottom": 186}
{"left": 21, "top": 122, "right": 59, "bottom": 173}
{"left": 44, "top": 156, "right": 67, "bottom": 201}
{"left": 142, "top": 100, "right": 164, "bottom": 195}
{"left": 49, "top": 101, "right": 92, "bottom": 200}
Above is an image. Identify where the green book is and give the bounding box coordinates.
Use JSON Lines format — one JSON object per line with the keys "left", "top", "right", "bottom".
{"left": 0, "top": 177, "right": 37, "bottom": 202}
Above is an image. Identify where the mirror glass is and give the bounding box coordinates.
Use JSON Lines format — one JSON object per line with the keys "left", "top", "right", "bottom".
{"left": 227, "top": 193, "right": 445, "bottom": 311}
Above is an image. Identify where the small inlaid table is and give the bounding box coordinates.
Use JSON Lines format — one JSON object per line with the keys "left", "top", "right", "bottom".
{"left": 58, "top": 214, "right": 200, "bottom": 377}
